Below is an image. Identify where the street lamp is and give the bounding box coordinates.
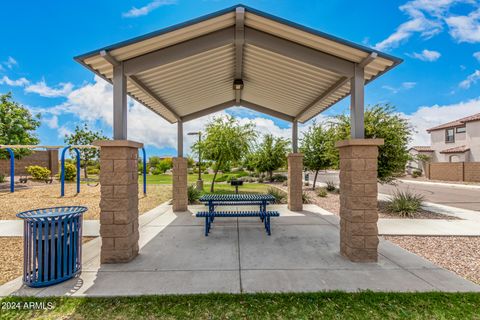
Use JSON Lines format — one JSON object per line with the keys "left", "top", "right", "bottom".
{"left": 188, "top": 131, "right": 203, "bottom": 191}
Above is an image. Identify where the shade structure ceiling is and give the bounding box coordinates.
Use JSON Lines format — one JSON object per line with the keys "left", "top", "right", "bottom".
{"left": 75, "top": 5, "right": 401, "bottom": 124}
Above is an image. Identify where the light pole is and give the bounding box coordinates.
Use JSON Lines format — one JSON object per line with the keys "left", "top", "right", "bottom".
{"left": 188, "top": 131, "right": 203, "bottom": 191}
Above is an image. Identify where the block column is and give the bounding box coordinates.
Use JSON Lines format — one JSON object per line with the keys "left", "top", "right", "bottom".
{"left": 94, "top": 140, "right": 143, "bottom": 264}
{"left": 336, "top": 139, "right": 383, "bottom": 262}
{"left": 172, "top": 157, "right": 188, "bottom": 212}
{"left": 287, "top": 153, "right": 303, "bottom": 211}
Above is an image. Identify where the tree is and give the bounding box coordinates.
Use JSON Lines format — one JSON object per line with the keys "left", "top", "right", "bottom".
{"left": 0, "top": 92, "right": 40, "bottom": 159}
{"left": 192, "top": 115, "right": 256, "bottom": 192}
{"left": 64, "top": 123, "right": 108, "bottom": 178}
{"left": 157, "top": 158, "right": 173, "bottom": 173}
{"left": 300, "top": 122, "right": 337, "bottom": 189}
{"left": 253, "top": 134, "right": 289, "bottom": 181}
{"left": 333, "top": 104, "right": 411, "bottom": 183}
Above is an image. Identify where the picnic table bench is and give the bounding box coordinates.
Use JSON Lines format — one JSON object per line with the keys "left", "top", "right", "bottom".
{"left": 196, "top": 194, "right": 279, "bottom": 236}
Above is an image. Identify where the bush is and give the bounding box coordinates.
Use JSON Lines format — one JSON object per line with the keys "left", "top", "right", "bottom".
{"left": 267, "top": 187, "right": 286, "bottom": 204}
{"left": 87, "top": 167, "right": 99, "bottom": 175}
{"left": 62, "top": 162, "right": 77, "bottom": 181}
{"left": 0, "top": 173, "right": 5, "bottom": 183}
{"left": 386, "top": 189, "right": 424, "bottom": 217}
{"left": 326, "top": 180, "right": 336, "bottom": 192}
{"left": 272, "top": 174, "right": 287, "bottom": 182}
{"left": 26, "top": 165, "right": 51, "bottom": 181}
{"left": 258, "top": 177, "right": 264, "bottom": 183}
{"left": 302, "top": 192, "right": 311, "bottom": 204}
{"left": 412, "top": 169, "right": 422, "bottom": 178}
{"left": 187, "top": 185, "right": 201, "bottom": 204}
{"left": 316, "top": 188, "right": 328, "bottom": 197}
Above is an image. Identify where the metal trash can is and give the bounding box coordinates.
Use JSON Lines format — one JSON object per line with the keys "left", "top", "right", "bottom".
{"left": 16, "top": 206, "right": 87, "bottom": 287}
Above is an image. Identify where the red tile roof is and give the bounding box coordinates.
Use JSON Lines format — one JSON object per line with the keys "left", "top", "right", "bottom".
{"left": 427, "top": 113, "right": 480, "bottom": 132}
{"left": 440, "top": 145, "right": 470, "bottom": 154}
{"left": 410, "top": 146, "right": 434, "bottom": 152}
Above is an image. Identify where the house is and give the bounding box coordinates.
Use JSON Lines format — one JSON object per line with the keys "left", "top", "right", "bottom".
{"left": 409, "top": 113, "right": 480, "bottom": 170}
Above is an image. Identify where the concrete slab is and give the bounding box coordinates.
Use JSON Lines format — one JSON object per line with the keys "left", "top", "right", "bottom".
{"left": 1, "top": 204, "right": 479, "bottom": 296}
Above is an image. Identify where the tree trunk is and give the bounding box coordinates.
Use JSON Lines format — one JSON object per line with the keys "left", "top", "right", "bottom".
{"left": 312, "top": 170, "right": 319, "bottom": 190}
{"left": 210, "top": 158, "right": 222, "bottom": 193}
{"left": 83, "top": 159, "right": 88, "bottom": 179}
{"left": 269, "top": 171, "right": 273, "bottom": 182}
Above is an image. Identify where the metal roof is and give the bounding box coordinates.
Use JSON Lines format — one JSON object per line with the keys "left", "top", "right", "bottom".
{"left": 75, "top": 4, "right": 402, "bottom": 124}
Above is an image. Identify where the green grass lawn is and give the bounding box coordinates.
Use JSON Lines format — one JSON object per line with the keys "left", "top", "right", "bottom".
{"left": 202, "top": 182, "right": 271, "bottom": 194}
{"left": 2, "top": 292, "right": 480, "bottom": 320}
{"left": 141, "top": 173, "right": 220, "bottom": 184}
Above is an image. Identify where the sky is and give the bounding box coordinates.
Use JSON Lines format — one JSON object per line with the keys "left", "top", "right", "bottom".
{"left": 1, "top": 0, "right": 480, "bottom": 157}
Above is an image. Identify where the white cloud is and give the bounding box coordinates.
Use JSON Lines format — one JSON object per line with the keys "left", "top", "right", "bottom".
{"left": 459, "top": 70, "right": 480, "bottom": 89}
{"left": 382, "top": 81, "right": 417, "bottom": 93}
{"left": 404, "top": 96, "right": 480, "bottom": 146}
{"left": 408, "top": 49, "right": 441, "bottom": 61}
{"left": 374, "top": 0, "right": 479, "bottom": 50}
{"left": 122, "top": 0, "right": 176, "bottom": 18}
{"left": 25, "top": 80, "right": 73, "bottom": 97}
{"left": 44, "top": 115, "right": 59, "bottom": 129}
{"left": 57, "top": 125, "right": 73, "bottom": 138}
{"left": 445, "top": 8, "right": 480, "bottom": 43}
{"left": 0, "top": 75, "right": 29, "bottom": 86}
{"left": 4, "top": 56, "right": 17, "bottom": 69}
{"left": 474, "top": 51, "right": 480, "bottom": 61}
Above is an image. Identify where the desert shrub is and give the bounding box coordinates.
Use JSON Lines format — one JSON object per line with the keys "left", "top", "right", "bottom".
{"left": 272, "top": 174, "right": 287, "bottom": 182}
{"left": 267, "top": 187, "right": 286, "bottom": 204}
{"left": 187, "top": 185, "right": 202, "bottom": 204}
{"left": 62, "top": 162, "right": 77, "bottom": 181}
{"left": 258, "top": 177, "right": 264, "bottom": 183}
{"left": 386, "top": 189, "right": 424, "bottom": 217}
{"left": 302, "top": 191, "right": 311, "bottom": 204}
{"left": 316, "top": 188, "right": 328, "bottom": 198}
{"left": 26, "top": 165, "right": 51, "bottom": 181}
{"left": 412, "top": 169, "right": 422, "bottom": 178}
{"left": 325, "top": 180, "right": 336, "bottom": 192}
{"left": 87, "top": 167, "right": 99, "bottom": 175}
{"left": 0, "top": 173, "right": 5, "bottom": 183}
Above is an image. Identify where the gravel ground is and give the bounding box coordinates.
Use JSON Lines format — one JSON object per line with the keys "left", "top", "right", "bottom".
{"left": 0, "top": 237, "right": 96, "bottom": 285}
{"left": 0, "top": 184, "right": 172, "bottom": 220}
{"left": 385, "top": 236, "right": 480, "bottom": 285}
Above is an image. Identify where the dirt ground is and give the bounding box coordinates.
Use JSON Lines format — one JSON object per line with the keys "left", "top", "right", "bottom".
{"left": 386, "top": 236, "right": 480, "bottom": 285}
{"left": 0, "top": 237, "right": 96, "bottom": 285}
{"left": 0, "top": 184, "right": 172, "bottom": 220}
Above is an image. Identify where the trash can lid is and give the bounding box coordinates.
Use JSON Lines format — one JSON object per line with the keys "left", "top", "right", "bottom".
{"left": 16, "top": 206, "right": 88, "bottom": 219}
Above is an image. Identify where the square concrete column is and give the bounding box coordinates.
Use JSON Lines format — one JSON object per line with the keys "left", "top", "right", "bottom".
{"left": 287, "top": 153, "right": 303, "bottom": 211}
{"left": 94, "top": 140, "right": 143, "bottom": 264}
{"left": 172, "top": 157, "right": 188, "bottom": 212}
{"left": 336, "top": 139, "right": 384, "bottom": 262}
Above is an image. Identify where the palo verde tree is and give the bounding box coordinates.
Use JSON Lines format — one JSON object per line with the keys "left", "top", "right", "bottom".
{"left": 333, "top": 104, "right": 411, "bottom": 183}
{"left": 253, "top": 134, "right": 289, "bottom": 181}
{"left": 0, "top": 92, "right": 41, "bottom": 159}
{"left": 300, "top": 122, "right": 337, "bottom": 189}
{"left": 192, "top": 115, "right": 256, "bottom": 192}
{"left": 64, "top": 123, "right": 108, "bottom": 178}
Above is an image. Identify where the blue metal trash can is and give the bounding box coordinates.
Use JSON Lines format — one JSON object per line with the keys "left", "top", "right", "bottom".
{"left": 16, "top": 206, "right": 87, "bottom": 287}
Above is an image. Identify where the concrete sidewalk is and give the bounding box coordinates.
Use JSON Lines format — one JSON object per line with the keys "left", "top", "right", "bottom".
{"left": 1, "top": 204, "right": 478, "bottom": 296}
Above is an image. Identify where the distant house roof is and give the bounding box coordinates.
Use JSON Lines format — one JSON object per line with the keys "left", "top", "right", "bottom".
{"left": 440, "top": 145, "right": 470, "bottom": 154}
{"left": 409, "top": 146, "right": 434, "bottom": 152}
{"left": 427, "top": 113, "right": 480, "bottom": 132}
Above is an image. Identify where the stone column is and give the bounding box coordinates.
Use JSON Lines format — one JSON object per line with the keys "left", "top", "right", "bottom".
{"left": 287, "top": 153, "right": 303, "bottom": 211}
{"left": 94, "top": 140, "right": 142, "bottom": 264}
{"left": 172, "top": 157, "right": 188, "bottom": 212}
{"left": 336, "top": 139, "right": 383, "bottom": 262}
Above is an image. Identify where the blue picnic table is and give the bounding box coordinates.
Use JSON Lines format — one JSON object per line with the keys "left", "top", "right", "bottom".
{"left": 196, "top": 194, "right": 279, "bottom": 236}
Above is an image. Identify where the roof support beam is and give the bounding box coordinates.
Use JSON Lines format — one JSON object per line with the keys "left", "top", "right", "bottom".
{"left": 181, "top": 100, "right": 237, "bottom": 122}
{"left": 295, "top": 76, "right": 349, "bottom": 121}
{"left": 100, "top": 50, "right": 120, "bottom": 67}
{"left": 128, "top": 75, "right": 181, "bottom": 122}
{"left": 123, "top": 27, "right": 234, "bottom": 76}
{"left": 240, "top": 100, "right": 294, "bottom": 122}
{"left": 245, "top": 27, "right": 354, "bottom": 77}
{"left": 113, "top": 62, "right": 128, "bottom": 140}
{"left": 234, "top": 7, "right": 245, "bottom": 103}
{"left": 359, "top": 52, "right": 378, "bottom": 68}
{"left": 177, "top": 120, "right": 183, "bottom": 157}
{"left": 350, "top": 64, "right": 364, "bottom": 138}
{"left": 292, "top": 120, "right": 298, "bottom": 153}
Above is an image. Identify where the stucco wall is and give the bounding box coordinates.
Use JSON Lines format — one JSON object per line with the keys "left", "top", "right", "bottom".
{"left": 466, "top": 122, "right": 480, "bottom": 162}
{"left": 430, "top": 129, "right": 467, "bottom": 162}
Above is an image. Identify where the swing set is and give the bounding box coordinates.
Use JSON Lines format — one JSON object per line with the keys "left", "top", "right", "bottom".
{"left": 0, "top": 145, "right": 147, "bottom": 196}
